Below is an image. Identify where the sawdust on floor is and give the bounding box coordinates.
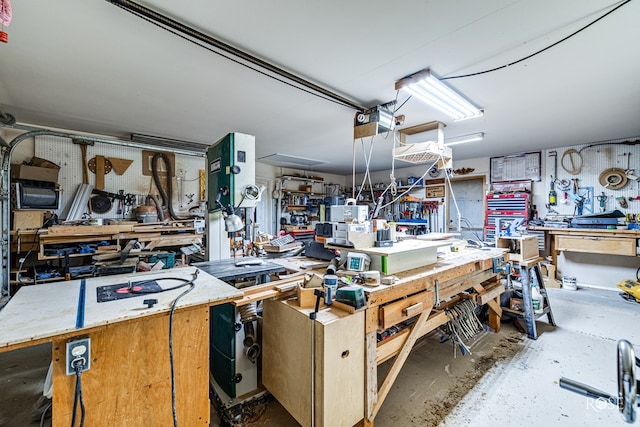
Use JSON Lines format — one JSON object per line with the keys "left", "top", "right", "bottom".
{"left": 238, "top": 325, "right": 526, "bottom": 427}
{"left": 413, "top": 331, "right": 525, "bottom": 427}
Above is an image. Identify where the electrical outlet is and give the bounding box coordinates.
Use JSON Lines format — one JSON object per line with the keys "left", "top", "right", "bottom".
{"left": 66, "top": 338, "right": 91, "bottom": 375}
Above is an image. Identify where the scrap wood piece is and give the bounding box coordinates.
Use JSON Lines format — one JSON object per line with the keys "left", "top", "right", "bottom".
{"left": 145, "top": 236, "right": 201, "bottom": 250}
{"left": 107, "top": 157, "right": 133, "bottom": 175}
{"left": 262, "top": 241, "right": 303, "bottom": 253}
{"left": 113, "top": 232, "right": 162, "bottom": 240}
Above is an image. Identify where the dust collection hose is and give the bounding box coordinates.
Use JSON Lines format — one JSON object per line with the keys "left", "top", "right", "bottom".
{"left": 151, "top": 153, "right": 198, "bottom": 220}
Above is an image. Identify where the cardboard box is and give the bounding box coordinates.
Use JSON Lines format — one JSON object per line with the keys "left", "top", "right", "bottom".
{"left": 11, "top": 164, "right": 59, "bottom": 183}
{"left": 540, "top": 263, "right": 561, "bottom": 288}
{"left": 496, "top": 235, "right": 539, "bottom": 262}
{"left": 29, "top": 157, "right": 60, "bottom": 170}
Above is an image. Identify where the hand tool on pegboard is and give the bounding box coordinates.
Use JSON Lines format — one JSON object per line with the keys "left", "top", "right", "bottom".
{"left": 548, "top": 151, "right": 558, "bottom": 205}
{"left": 617, "top": 196, "right": 629, "bottom": 209}
{"left": 596, "top": 192, "right": 608, "bottom": 212}
{"left": 72, "top": 139, "right": 94, "bottom": 184}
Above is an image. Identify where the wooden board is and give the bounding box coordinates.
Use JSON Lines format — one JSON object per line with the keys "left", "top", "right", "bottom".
{"left": 47, "top": 224, "right": 135, "bottom": 234}
{"left": 108, "top": 157, "right": 133, "bottom": 175}
{"left": 95, "top": 155, "right": 105, "bottom": 190}
{"left": 13, "top": 210, "right": 46, "bottom": 230}
{"left": 52, "top": 306, "right": 209, "bottom": 426}
{"left": 556, "top": 235, "right": 636, "bottom": 256}
{"left": 0, "top": 267, "right": 242, "bottom": 352}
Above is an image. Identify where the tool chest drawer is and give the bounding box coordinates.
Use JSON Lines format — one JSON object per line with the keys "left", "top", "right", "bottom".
{"left": 556, "top": 235, "right": 636, "bottom": 256}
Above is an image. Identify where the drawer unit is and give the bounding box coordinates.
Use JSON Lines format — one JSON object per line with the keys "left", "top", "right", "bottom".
{"left": 486, "top": 194, "right": 529, "bottom": 211}
{"left": 379, "top": 290, "right": 434, "bottom": 329}
{"left": 556, "top": 235, "right": 637, "bottom": 256}
{"left": 484, "top": 193, "right": 531, "bottom": 243}
{"left": 263, "top": 299, "right": 364, "bottom": 427}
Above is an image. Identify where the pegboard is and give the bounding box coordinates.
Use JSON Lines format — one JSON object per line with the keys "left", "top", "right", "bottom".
{"left": 35, "top": 135, "right": 205, "bottom": 220}
{"left": 545, "top": 141, "right": 640, "bottom": 216}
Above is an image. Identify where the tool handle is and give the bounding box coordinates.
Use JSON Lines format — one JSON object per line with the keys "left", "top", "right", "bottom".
{"left": 559, "top": 377, "right": 617, "bottom": 405}
{"left": 310, "top": 289, "right": 325, "bottom": 319}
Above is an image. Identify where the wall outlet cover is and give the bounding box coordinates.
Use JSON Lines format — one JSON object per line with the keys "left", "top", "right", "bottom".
{"left": 66, "top": 337, "right": 91, "bottom": 375}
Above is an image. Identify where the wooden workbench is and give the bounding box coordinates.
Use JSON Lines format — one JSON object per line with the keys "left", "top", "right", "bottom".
{"left": 265, "top": 247, "right": 506, "bottom": 426}
{"left": 0, "top": 267, "right": 242, "bottom": 426}
{"left": 531, "top": 227, "right": 640, "bottom": 276}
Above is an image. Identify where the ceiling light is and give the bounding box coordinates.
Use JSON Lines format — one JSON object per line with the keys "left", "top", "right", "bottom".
{"left": 257, "top": 153, "right": 328, "bottom": 167}
{"left": 444, "top": 132, "right": 485, "bottom": 146}
{"left": 130, "top": 133, "right": 208, "bottom": 154}
{"left": 395, "top": 69, "right": 483, "bottom": 121}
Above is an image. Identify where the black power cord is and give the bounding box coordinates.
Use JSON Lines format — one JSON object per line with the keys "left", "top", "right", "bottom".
{"left": 39, "top": 401, "right": 52, "bottom": 427}
{"left": 129, "top": 270, "right": 199, "bottom": 427}
{"left": 70, "top": 361, "right": 86, "bottom": 427}
{"left": 167, "top": 271, "right": 197, "bottom": 427}
{"left": 443, "top": 0, "right": 632, "bottom": 80}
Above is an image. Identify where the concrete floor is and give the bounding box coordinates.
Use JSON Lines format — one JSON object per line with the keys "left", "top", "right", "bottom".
{"left": 1, "top": 286, "right": 638, "bottom": 426}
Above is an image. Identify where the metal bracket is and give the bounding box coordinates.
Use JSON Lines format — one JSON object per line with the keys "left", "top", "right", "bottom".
{"left": 435, "top": 279, "right": 440, "bottom": 307}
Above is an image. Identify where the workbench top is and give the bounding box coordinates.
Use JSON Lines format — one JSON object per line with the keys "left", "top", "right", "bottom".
{"left": 362, "top": 247, "right": 505, "bottom": 301}
{"left": 530, "top": 226, "right": 640, "bottom": 236}
{"left": 0, "top": 267, "right": 242, "bottom": 352}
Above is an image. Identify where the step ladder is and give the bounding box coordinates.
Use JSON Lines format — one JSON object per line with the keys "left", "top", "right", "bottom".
{"left": 516, "top": 257, "right": 556, "bottom": 339}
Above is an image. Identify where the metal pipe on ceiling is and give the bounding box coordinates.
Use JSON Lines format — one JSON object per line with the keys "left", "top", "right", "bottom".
{"left": 4, "top": 125, "right": 206, "bottom": 160}
{"left": 105, "top": 0, "right": 366, "bottom": 111}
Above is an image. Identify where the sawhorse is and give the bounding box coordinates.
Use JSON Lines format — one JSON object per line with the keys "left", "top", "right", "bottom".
{"left": 517, "top": 256, "right": 557, "bottom": 339}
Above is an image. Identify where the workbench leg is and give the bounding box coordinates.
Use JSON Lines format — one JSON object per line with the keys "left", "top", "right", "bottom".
{"left": 519, "top": 266, "right": 537, "bottom": 340}
{"left": 551, "top": 234, "right": 559, "bottom": 280}
{"left": 372, "top": 305, "right": 434, "bottom": 418}
{"left": 364, "top": 307, "right": 378, "bottom": 425}
{"left": 487, "top": 296, "right": 502, "bottom": 333}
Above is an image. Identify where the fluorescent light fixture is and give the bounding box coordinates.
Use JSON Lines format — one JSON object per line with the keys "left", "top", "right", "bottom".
{"left": 395, "top": 69, "right": 483, "bottom": 121}
{"left": 130, "top": 133, "right": 208, "bottom": 154}
{"left": 257, "top": 153, "right": 328, "bottom": 167}
{"left": 444, "top": 132, "right": 484, "bottom": 146}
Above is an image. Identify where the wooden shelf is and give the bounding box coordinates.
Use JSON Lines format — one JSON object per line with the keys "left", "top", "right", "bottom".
{"left": 39, "top": 252, "right": 98, "bottom": 261}
{"left": 279, "top": 175, "right": 324, "bottom": 183}
{"left": 282, "top": 190, "right": 323, "bottom": 197}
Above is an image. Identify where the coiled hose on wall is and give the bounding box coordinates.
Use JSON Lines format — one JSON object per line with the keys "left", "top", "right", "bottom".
{"left": 151, "top": 152, "right": 198, "bottom": 221}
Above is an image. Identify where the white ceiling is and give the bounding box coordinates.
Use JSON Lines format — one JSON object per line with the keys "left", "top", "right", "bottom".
{"left": 1, "top": 0, "right": 639, "bottom": 174}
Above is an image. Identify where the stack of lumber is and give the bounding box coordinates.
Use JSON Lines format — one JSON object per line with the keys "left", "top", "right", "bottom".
{"left": 114, "top": 220, "right": 203, "bottom": 250}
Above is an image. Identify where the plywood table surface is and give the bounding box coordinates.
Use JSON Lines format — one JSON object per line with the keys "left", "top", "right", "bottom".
{"left": 0, "top": 266, "right": 242, "bottom": 351}
{"left": 349, "top": 238, "right": 451, "bottom": 256}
